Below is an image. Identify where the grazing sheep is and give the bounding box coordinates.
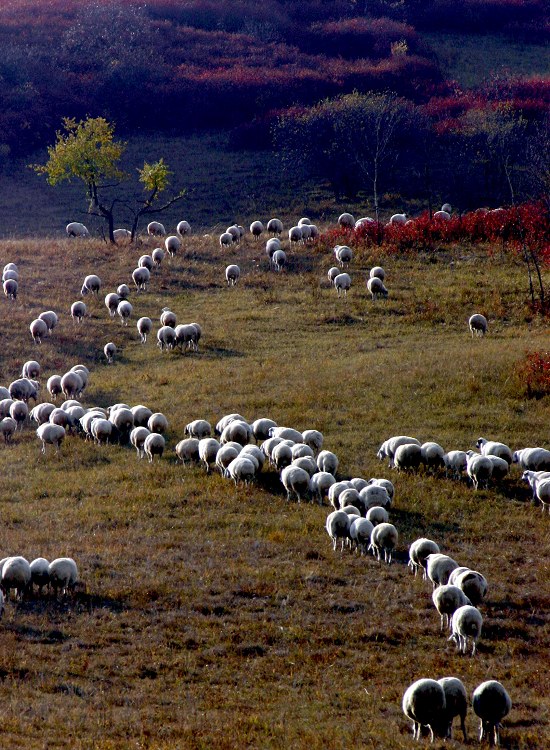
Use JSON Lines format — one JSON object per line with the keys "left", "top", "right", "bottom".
{"left": 61, "top": 371, "right": 83, "bottom": 400}
{"left": 216, "top": 444, "right": 241, "bottom": 474}
{"left": 30, "top": 402, "right": 56, "bottom": 425}
{"left": 328, "top": 481, "right": 353, "bottom": 510}
{"left": 421, "top": 442, "right": 446, "bottom": 472}
{"left": 113, "top": 228, "right": 132, "bottom": 243}
{"left": 117, "top": 300, "right": 133, "bottom": 326}
{"left": 367, "top": 276, "right": 388, "bottom": 300}
{"left": 30, "top": 318, "right": 48, "bottom": 344}
{"left": 469, "top": 313, "right": 488, "bottom": 336}
{"left": 109, "top": 407, "right": 134, "bottom": 442}
{"left": 291, "top": 456, "right": 317, "bottom": 476}
{"left": 91, "top": 418, "right": 113, "bottom": 444}
{"left": 49, "top": 557, "right": 78, "bottom": 596}
{"left": 454, "top": 569, "right": 488, "bottom": 605}
{"left": 0, "top": 417, "right": 17, "bottom": 443}
{"left": 269, "top": 426, "right": 302, "bottom": 443}
{"left": 1, "top": 556, "right": 31, "bottom": 599}
{"left": 10, "top": 377, "right": 39, "bottom": 403}
{"left": 370, "top": 266, "right": 385, "bottom": 281}
{"left": 310, "top": 471, "right": 336, "bottom": 504}
{"left": 148, "top": 412, "right": 168, "bottom": 434}
{"left": 267, "top": 218, "right": 283, "bottom": 235}
{"left": 368, "top": 477, "right": 395, "bottom": 500}
{"left": 302, "top": 429, "right": 323, "bottom": 454}
{"left": 394, "top": 442, "right": 423, "bottom": 472}
{"left": 359, "top": 484, "right": 391, "bottom": 511}
{"left": 138, "top": 255, "right": 154, "bottom": 271}
{"left": 326, "top": 510, "right": 351, "bottom": 551}
{"left": 130, "top": 405, "right": 152, "bottom": 428}
{"left": 152, "top": 247, "right": 165, "bottom": 267}
{"left": 252, "top": 418, "right": 277, "bottom": 442}
{"left": 443, "top": 450, "right": 468, "bottom": 479}
{"left": 160, "top": 308, "right": 177, "bottom": 328}
{"left": 434, "top": 210, "right": 451, "bottom": 221}
{"left": 128, "top": 426, "right": 150, "bottom": 458}
{"left": 288, "top": 226, "right": 302, "bottom": 244}
{"left": 402, "top": 678, "right": 446, "bottom": 742}
{"left": 271, "top": 442, "right": 294, "bottom": 471}
{"left": 436, "top": 677, "right": 468, "bottom": 742}
{"left": 409, "top": 538, "right": 440, "bottom": 578}
{"left": 117, "top": 284, "right": 130, "bottom": 299}
{"left": 349, "top": 518, "right": 374, "bottom": 554}
{"left": 522, "top": 470, "right": 550, "bottom": 511}
{"left": 281, "top": 465, "right": 310, "bottom": 502}
{"left": 334, "top": 272, "right": 351, "bottom": 296}
{"left": 369, "top": 522, "right": 398, "bottom": 563}
{"left": 338, "top": 212, "right": 355, "bottom": 228}
{"left": 291, "top": 442, "right": 314, "bottom": 460}
{"left": 476, "top": 438, "right": 513, "bottom": 465}
{"left": 449, "top": 605, "right": 483, "bottom": 655}
{"left": 466, "top": 451, "right": 493, "bottom": 489}
{"left": 250, "top": 221, "right": 264, "bottom": 239}
{"left": 137, "top": 317, "right": 152, "bottom": 343}
{"left": 432, "top": 585, "right": 472, "bottom": 630}
{"left": 513, "top": 447, "right": 550, "bottom": 471}
{"left": 104, "top": 293, "right": 120, "bottom": 317}
{"left": 426, "top": 553, "right": 459, "bottom": 588}
{"left": 71, "top": 301, "right": 87, "bottom": 324}
{"left": 390, "top": 213, "right": 407, "bottom": 225}
{"left": 0, "top": 399, "right": 14, "bottom": 418}
{"left": 355, "top": 217, "right": 375, "bottom": 229}
{"left": 219, "top": 232, "right": 233, "bottom": 249}
{"left": 3, "top": 278, "right": 18, "bottom": 300}
{"left": 377, "top": 435, "right": 421, "bottom": 467}
{"left": 104, "top": 342, "right": 117, "bottom": 364}
{"left": 9, "top": 400, "right": 28, "bottom": 430}
{"left": 175, "top": 437, "right": 200, "bottom": 465}
{"left": 327, "top": 267, "right": 340, "bottom": 284}
{"left": 144, "top": 432, "right": 165, "bottom": 462}
{"left": 334, "top": 245, "right": 353, "bottom": 267}
{"left": 225, "top": 456, "right": 256, "bottom": 485}
{"left": 38, "top": 310, "right": 58, "bottom": 333}
{"left": 225, "top": 264, "right": 240, "bottom": 286}
{"left": 266, "top": 237, "right": 281, "bottom": 260}
{"left": 45, "top": 375, "right": 62, "bottom": 402}
{"left": 185, "top": 420, "right": 212, "bottom": 440}
{"left": 30, "top": 557, "right": 50, "bottom": 595}
{"left": 317, "top": 450, "right": 338, "bottom": 475}
{"left": 272, "top": 249, "right": 287, "bottom": 272}
{"left": 37, "top": 422, "right": 66, "bottom": 453}
{"left": 216, "top": 413, "right": 247, "bottom": 435}
{"left": 487, "top": 455, "right": 509, "bottom": 481}
{"left": 198, "top": 438, "right": 220, "bottom": 473}
{"left": 22, "top": 360, "right": 40, "bottom": 380}
{"left": 132, "top": 266, "right": 150, "bottom": 292}
{"left": 147, "top": 221, "right": 165, "bottom": 236}
{"left": 366, "top": 505, "right": 389, "bottom": 526}
{"left": 66, "top": 222, "right": 90, "bottom": 238}
{"left": 220, "top": 420, "right": 252, "bottom": 446}
{"left": 176, "top": 220, "right": 191, "bottom": 237}
{"left": 81, "top": 274, "right": 101, "bottom": 296}
{"left": 165, "top": 235, "right": 182, "bottom": 257}
{"left": 472, "top": 681, "right": 511, "bottom": 747}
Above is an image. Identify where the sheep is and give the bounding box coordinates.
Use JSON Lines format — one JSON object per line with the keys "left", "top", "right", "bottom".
{"left": 291, "top": 442, "right": 314, "bottom": 460}
{"left": 148, "top": 412, "right": 168, "bottom": 434}
{"left": 250, "top": 221, "right": 264, "bottom": 240}
{"left": 441, "top": 203, "right": 452, "bottom": 214}
{"left": 338, "top": 212, "right": 355, "bottom": 228}
{"left": 302, "top": 429, "right": 323, "bottom": 454}
{"left": 30, "top": 402, "right": 56, "bottom": 425}
{"left": 66, "top": 222, "right": 90, "bottom": 238}
{"left": 369, "top": 266, "right": 385, "bottom": 281}
{"left": 61, "top": 371, "right": 83, "bottom": 400}
{"left": 349, "top": 518, "right": 374, "bottom": 554}
{"left": 104, "top": 342, "right": 117, "bottom": 364}
{"left": 326, "top": 510, "right": 351, "bottom": 551}
{"left": 130, "top": 405, "right": 152, "bottom": 428}
{"left": 334, "top": 245, "right": 353, "bottom": 267}
{"left": 198, "top": 438, "right": 220, "bottom": 473}
{"left": 436, "top": 677, "right": 468, "bottom": 742}
{"left": 434, "top": 210, "right": 451, "bottom": 220}
{"left": 454, "top": 569, "right": 488, "bottom": 605}
{"left": 160, "top": 308, "right": 177, "bottom": 328}
{"left": 71, "top": 364, "right": 89, "bottom": 389}
{"left": 521, "top": 470, "right": 550, "bottom": 511}
{"left": 369, "top": 522, "right": 398, "bottom": 563}
{"left": 390, "top": 213, "right": 407, "bottom": 225}
{"left": 1, "top": 556, "right": 31, "bottom": 599}
{"left": 147, "top": 221, "right": 165, "bottom": 236}
{"left": 9, "top": 377, "right": 39, "bottom": 403}
{"left": 117, "top": 284, "right": 130, "bottom": 299}
{"left": 272, "top": 249, "right": 287, "bottom": 272}
{"left": 9, "top": 400, "right": 28, "bottom": 430}
{"left": 267, "top": 218, "right": 283, "bottom": 235}
{"left": 132, "top": 266, "right": 150, "bottom": 292}
{"left": 367, "top": 276, "right": 388, "bottom": 300}
{"left": 137, "top": 317, "right": 152, "bottom": 343}
{"left": 30, "top": 318, "right": 48, "bottom": 344}
{"left": 487, "top": 455, "right": 509, "bottom": 481}
{"left": 175, "top": 324, "right": 198, "bottom": 352}
{"left": 469, "top": 313, "right": 488, "bottom": 336}
{"left": 252, "top": 418, "right": 277, "bottom": 442}
{"left": 30, "top": 557, "right": 50, "bottom": 595}
{"left": 185, "top": 420, "right": 212, "bottom": 440}
{"left": 113, "top": 228, "right": 132, "bottom": 243}
{"left": 368, "top": 477, "right": 395, "bottom": 500}
{"left": 0, "top": 387, "right": 10, "bottom": 400}
{"left": 334, "top": 272, "right": 351, "bottom": 296}
{"left": 432, "top": 585, "right": 472, "bottom": 630}
{"left": 216, "top": 413, "right": 247, "bottom": 435}
{"left": 476, "top": 438, "right": 513, "bottom": 465}
{"left": 175, "top": 437, "right": 200, "bottom": 465}
{"left": 2, "top": 269, "right": 17, "bottom": 283}
{"left": 310, "top": 471, "right": 336, "bottom": 504}
{"left": 225, "top": 225, "right": 240, "bottom": 244}
{"left": 271, "top": 442, "right": 294, "bottom": 471}
{"left": 279, "top": 465, "right": 309, "bottom": 502}
{"left": 366, "top": 506, "right": 389, "bottom": 526}
{"left": 402, "top": 678, "right": 446, "bottom": 742}
{"left": 408, "top": 538, "right": 440, "bottom": 578}
{"left": 0, "top": 417, "right": 17, "bottom": 443}
{"left": 288, "top": 226, "right": 302, "bottom": 244}
{"left": 117, "top": 300, "right": 133, "bottom": 326}
{"left": 377, "top": 435, "right": 421, "bottom": 467}
{"left": 443, "top": 450, "right": 468, "bottom": 479}
{"left": 152, "top": 247, "right": 165, "bottom": 267}
{"left": 138, "top": 255, "right": 154, "bottom": 271}
{"left": 3, "top": 262, "right": 17, "bottom": 273}
{"left": 317, "top": 450, "right": 338, "bottom": 475}
{"left": 426, "top": 553, "right": 459, "bottom": 588}
{"left": 513, "top": 447, "right": 550, "bottom": 471}
{"left": 241, "top": 444, "right": 265, "bottom": 470}
{"left": 36, "top": 422, "right": 66, "bottom": 453}
{"left": 394, "top": 442, "right": 423, "bottom": 472}
{"left": 109, "top": 407, "right": 134, "bottom": 442}
{"left": 144, "top": 432, "right": 165, "bottom": 462}
{"left": 165, "top": 235, "right": 182, "bottom": 257}
{"left": 216, "top": 444, "right": 241, "bottom": 474}
{"left": 359, "top": 484, "right": 391, "bottom": 511}
{"left": 472, "top": 681, "right": 511, "bottom": 747}
{"left": 327, "top": 267, "right": 340, "bottom": 284}
{"left": 266, "top": 238, "right": 281, "bottom": 260}
{"left": 71, "top": 301, "right": 87, "bottom": 324}
{"left": 269, "top": 426, "right": 301, "bottom": 443}
{"left": 22, "top": 360, "right": 40, "bottom": 380}
{"left": 225, "top": 264, "right": 240, "bottom": 286}
{"left": 421, "top": 442, "right": 446, "bottom": 472}
{"left": 49, "top": 407, "right": 71, "bottom": 431}
{"left": 38, "top": 310, "right": 58, "bottom": 333}
{"left": 104, "top": 293, "right": 120, "bottom": 317}
{"left": 466, "top": 451, "right": 493, "bottom": 489}
{"left": 91, "top": 418, "right": 113, "bottom": 444}
{"left": 3, "top": 278, "right": 18, "bottom": 300}
{"left": 449, "top": 604, "right": 483, "bottom": 655}
{"left": 219, "top": 232, "right": 233, "bottom": 249}
{"left": 328, "top": 481, "right": 353, "bottom": 510}
{"left": 220, "top": 420, "right": 252, "bottom": 446}
{"left": 225, "top": 456, "right": 256, "bottom": 485}
{"left": 81, "top": 274, "right": 101, "bottom": 296}
{"left": 0, "top": 398, "right": 14, "bottom": 418}
{"left": 175, "top": 220, "right": 190, "bottom": 237}
{"left": 291, "top": 456, "right": 317, "bottom": 477}
{"left": 49, "top": 557, "right": 78, "bottom": 597}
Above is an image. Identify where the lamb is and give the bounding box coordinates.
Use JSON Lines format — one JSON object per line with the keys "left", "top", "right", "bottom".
{"left": 334, "top": 272, "right": 351, "bottom": 296}
{"left": 30, "top": 557, "right": 50, "bottom": 595}
{"left": 81, "top": 274, "right": 101, "bottom": 296}
{"left": 408, "top": 538, "right": 440, "bottom": 578}
{"left": 310, "top": 471, "right": 336, "bottom": 504}
{"left": 113, "top": 228, "right": 132, "bottom": 243}
{"left": 267, "top": 218, "right": 283, "bottom": 235}
{"left": 147, "top": 221, "right": 165, "bottom": 236}
{"left": 426, "top": 553, "right": 459, "bottom": 588}
{"left": 138, "top": 255, "right": 154, "bottom": 271}
{"left": 152, "top": 247, "right": 165, "bottom": 267}
{"left": 30, "top": 318, "right": 48, "bottom": 344}
{"left": 436, "top": 677, "right": 468, "bottom": 742}
{"left": 36, "top": 422, "right": 66, "bottom": 453}
{"left": 432, "top": 585, "right": 472, "bottom": 630}
{"left": 49, "top": 557, "right": 78, "bottom": 597}
{"left": 1, "top": 556, "right": 31, "bottom": 599}
{"left": 38, "top": 310, "right": 58, "bottom": 333}
{"left": 198, "top": 438, "right": 221, "bottom": 473}
{"left": 402, "top": 678, "right": 447, "bottom": 742}
{"left": 137, "top": 317, "right": 153, "bottom": 343}
{"left": 366, "top": 276, "right": 388, "bottom": 300}
{"left": 288, "top": 226, "right": 302, "bottom": 244}
{"left": 148, "top": 412, "right": 168, "bottom": 434}
{"left": 338, "top": 212, "right": 355, "bottom": 228}
{"left": 449, "top": 605, "right": 483, "bottom": 655}
{"left": 369, "top": 266, "right": 385, "bottom": 281}
{"left": 225, "top": 456, "right": 256, "bottom": 485}
{"left": 66, "top": 222, "right": 90, "bottom": 238}
{"left": 317, "top": 450, "right": 338, "bottom": 475}
{"left": 369, "top": 522, "right": 398, "bottom": 563}
{"left": 326, "top": 510, "right": 351, "bottom": 551}
{"left": 144, "top": 432, "right": 165, "bottom": 462}
{"left": 0, "top": 417, "right": 17, "bottom": 443}
{"left": 394, "top": 442, "right": 423, "bottom": 472}
{"left": 3, "top": 279, "right": 18, "bottom": 300}
{"left": 177, "top": 220, "right": 191, "bottom": 237}
{"left": 272, "top": 249, "right": 287, "bottom": 272}
{"left": 251, "top": 418, "right": 277, "bottom": 442}
{"left": 466, "top": 451, "right": 493, "bottom": 489}
{"left": 71, "top": 301, "right": 87, "bottom": 324}
{"left": 249, "top": 221, "right": 264, "bottom": 239}
{"left": 469, "top": 313, "right": 488, "bottom": 336}
{"left": 225, "top": 264, "right": 240, "bottom": 286}
{"left": 472, "top": 680, "right": 511, "bottom": 747}
{"left": 389, "top": 213, "right": 407, "bottom": 225}
{"left": 185, "top": 420, "right": 212, "bottom": 440}
{"left": 334, "top": 245, "right": 353, "bottom": 267}
{"left": 280, "top": 465, "right": 310, "bottom": 502}
{"left": 165, "top": 235, "right": 182, "bottom": 257}
{"left": 104, "top": 342, "right": 117, "bottom": 364}
{"left": 175, "top": 437, "right": 200, "bottom": 465}
{"left": 132, "top": 266, "right": 150, "bottom": 292}
{"left": 443, "top": 450, "right": 468, "bottom": 479}
{"left": 476, "top": 438, "right": 513, "bottom": 465}
{"left": 117, "top": 300, "right": 133, "bottom": 326}
{"left": 513, "top": 447, "right": 550, "bottom": 471}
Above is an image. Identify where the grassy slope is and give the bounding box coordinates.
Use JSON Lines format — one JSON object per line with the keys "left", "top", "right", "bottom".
{"left": 0, "top": 230, "right": 548, "bottom": 749}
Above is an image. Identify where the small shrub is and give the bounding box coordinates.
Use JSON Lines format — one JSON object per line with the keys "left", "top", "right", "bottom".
{"left": 519, "top": 350, "right": 550, "bottom": 398}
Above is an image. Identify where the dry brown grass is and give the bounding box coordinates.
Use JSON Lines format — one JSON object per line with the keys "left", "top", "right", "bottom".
{"left": 0, "top": 231, "right": 548, "bottom": 749}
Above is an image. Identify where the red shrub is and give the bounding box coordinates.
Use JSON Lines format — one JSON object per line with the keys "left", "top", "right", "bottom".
{"left": 519, "top": 351, "right": 550, "bottom": 398}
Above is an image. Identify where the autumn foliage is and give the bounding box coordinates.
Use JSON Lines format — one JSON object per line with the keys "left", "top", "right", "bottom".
{"left": 518, "top": 351, "right": 550, "bottom": 398}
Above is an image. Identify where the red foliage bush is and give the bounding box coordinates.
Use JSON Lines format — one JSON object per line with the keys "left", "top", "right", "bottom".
{"left": 306, "top": 17, "right": 420, "bottom": 60}
{"left": 518, "top": 351, "right": 550, "bottom": 398}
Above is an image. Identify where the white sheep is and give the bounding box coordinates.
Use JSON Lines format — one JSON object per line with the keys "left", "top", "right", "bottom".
{"left": 338, "top": 212, "right": 355, "bottom": 228}
{"left": 394, "top": 442, "right": 422, "bottom": 472}
{"left": 9, "top": 400, "right": 28, "bottom": 430}
{"left": 225, "top": 264, "right": 240, "bottom": 286}
{"left": 437, "top": 677, "right": 468, "bottom": 742}
{"left": 225, "top": 456, "right": 256, "bottom": 485}
{"left": 185, "top": 420, "right": 212, "bottom": 439}
{"left": 177, "top": 220, "right": 191, "bottom": 237}
{"left": 291, "top": 456, "right": 317, "bottom": 476}
{"left": 71, "top": 301, "right": 87, "bottom": 324}
{"left": 402, "top": 678, "right": 446, "bottom": 742}
{"left": 389, "top": 213, "right": 406, "bottom": 225}
{"left": 240, "top": 444, "right": 264, "bottom": 470}
{"left": 426, "top": 553, "right": 459, "bottom": 588}
{"left": 1, "top": 556, "right": 31, "bottom": 599}
{"left": 513, "top": 447, "right": 550, "bottom": 471}
{"left": 175, "top": 438, "right": 200, "bottom": 465}
{"left": 334, "top": 245, "right": 353, "bottom": 267}
{"left": 132, "top": 266, "right": 150, "bottom": 292}
{"left": 198, "top": 438, "right": 220, "bottom": 473}
{"left": 219, "top": 232, "right": 233, "bottom": 249}
{"left": 441, "top": 203, "right": 452, "bottom": 214}
{"left": 38, "top": 310, "right": 58, "bottom": 333}
{"left": 104, "top": 342, "right": 117, "bottom": 364}
{"left": 30, "top": 557, "right": 50, "bottom": 595}
{"left": 469, "top": 313, "right": 488, "bottom": 336}
{"left": 327, "top": 266, "right": 340, "bottom": 284}
{"left": 377, "top": 435, "right": 421, "bottom": 467}
{"left": 104, "top": 293, "right": 120, "bottom": 317}
{"left": 355, "top": 217, "right": 375, "bottom": 229}
{"left": 349, "top": 518, "right": 374, "bottom": 555}
{"left": 49, "top": 557, "right": 78, "bottom": 596}
{"left": 369, "top": 522, "right": 398, "bottom": 563}
{"left": 148, "top": 412, "right": 168, "bottom": 434}
{"left": 317, "top": 450, "right": 338, "bottom": 475}
{"left": 137, "top": 317, "right": 152, "bottom": 343}
{"left": 326, "top": 510, "right": 351, "bottom": 551}
{"left": 9, "top": 377, "right": 39, "bottom": 403}
{"left": 466, "top": 451, "right": 493, "bottom": 489}
{"left": 271, "top": 442, "right": 293, "bottom": 471}
{"left": 443, "top": 450, "right": 468, "bottom": 479}
{"left": 130, "top": 405, "right": 152, "bottom": 427}
{"left": 365, "top": 505, "right": 389, "bottom": 525}
{"left": 288, "top": 226, "right": 302, "bottom": 244}
{"left": 434, "top": 210, "right": 451, "bottom": 220}
{"left": 454, "top": 569, "right": 488, "bottom": 605}
{"left": 113, "top": 228, "right": 132, "bottom": 243}
{"left": 165, "top": 235, "right": 182, "bottom": 257}
{"left": 0, "top": 417, "right": 17, "bottom": 443}
{"left": 45, "top": 375, "right": 62, "bottom": 401}
{"left": 302, "top": 429, "right": 323, "bottom": 454}
{"left": 266, "top": 237, "right": 281, "bottom": 260}
{"left": 369, "top": 266, "right": 385, "bottom": 281}
{"left": 449, "top": 604, "right": 483, "bottom": 655}
{"left": 117, "top": 300, "right": 133, "bottom": 326}
{"left": 280, "top": 465, "right": 310, "bottom": 502}
{"left": 432, "top": 585, "right": 472, "bottom": 630}
{"left": 66, "top": 222, "right": 90, "bottom": 238}
{"left": 61, "top": 371, "right": 83, "bottom": 399}
{"left": 251, "top": 418, "right": 277, "bottom": 442}
{"left": 359, "top": 484, "right": 391, "bottom": 511}
{"left": 267, "top": 218, "right": 283, "bottom": 235}
{"left": 147, "top": 221, "right": 165, "bottom": 236}
{"left": 472, "top": 680, "right": 511, "bottom": 747}
{"left": 81, "top": 274, "right": 101, "bottom": 296}
{"left": 249, "top": 221, "right": 264, "bottom": 240}
{"left": 476, "top": 438, "right": 513, "bottom": 464}
{"left": 366, "top": 276, "right": 388, "bottom": 300}
{"left": 334, "top": 272, "right": 351, "bottom": 296}
{"left": 152, "top": 247, "right": 165, "bottom": 267}
{"left": 36, "top": 422, "right": 66, "bottom": 453}
{"left": 117, "top": 284, "right": 130, "bottom": 299}
{"left": 272, "top": 249, "right": 287, "bottom": 272}
{"left": 91, "top": 418, "right": 113, "bottom": 444}
{"left": 3, "top": 278, "right": 18, "bottom": 300}
{"left": 22, "top": 360, "right": 40, "bottom": 380}
{"left": 487, "top": 455, "right": 509, "bottom": 481}
{"left": 522, "top": 470, "right": 550, "bottom": 512}
{"left": 270, "top": 426, "right": 302, "bottom": 443}
{"left": 144, "top": 432, "right": 165, "bottom": 462}
{"left": 421, "top": 442, "right": 446, "bottom": 472}
{"left": 160, "top": 308, "right": 177, "bottom": 328}
{"left": 138, "top": 255, "right": 154, "bottom": 271}
{"left": 291, "top": 442, "right": 314, "bottom": 460}
{"left": 30, "top": 402, "right": 56, "bottom": 425}
{"left": 220, "top": 420, "right": 252, "bottom": 446}
{"left": 30, "top": 318, "right": 48, "bottom": 344}
{"left": 310, "top": 471, "right": 336, "bottom": 504}
{"left": 408, "top": 538, "right": 440, "bottom": 578}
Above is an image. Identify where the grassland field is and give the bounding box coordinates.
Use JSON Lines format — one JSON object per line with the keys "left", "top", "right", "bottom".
{"left": 0, "top": 227, "right": 548, "bottom": 749}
